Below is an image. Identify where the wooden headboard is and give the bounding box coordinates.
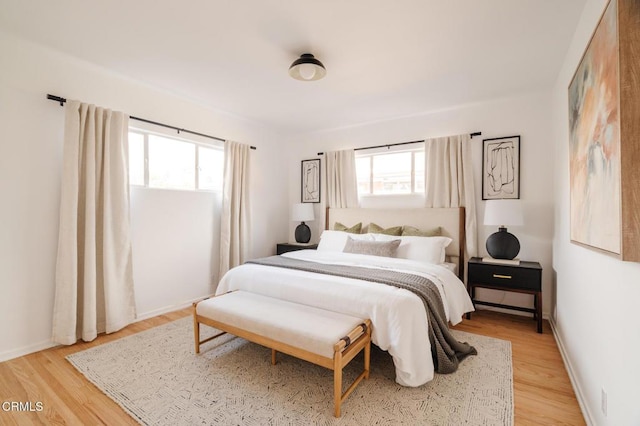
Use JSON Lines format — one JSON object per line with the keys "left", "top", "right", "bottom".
{"left": 326, "top": 207, "right": 466, "bottom": 279}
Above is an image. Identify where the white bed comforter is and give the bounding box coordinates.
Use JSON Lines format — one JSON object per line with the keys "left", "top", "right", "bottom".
{"left": 215, "top": 250, "right": 474, "bottom": 387}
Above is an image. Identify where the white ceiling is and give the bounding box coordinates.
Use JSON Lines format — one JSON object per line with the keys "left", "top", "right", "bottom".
{"left": 1, "top": 0, "right": 586, "bottom": 133}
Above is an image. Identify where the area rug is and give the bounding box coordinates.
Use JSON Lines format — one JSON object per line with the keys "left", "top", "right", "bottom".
{"left": 67, "top": 317, "right": 513, "bottom": 425}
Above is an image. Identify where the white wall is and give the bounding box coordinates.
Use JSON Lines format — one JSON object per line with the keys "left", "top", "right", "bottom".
{"left": 286, "top": 92, "right": 556, "bottom": 317}
{"left": 129, "top": 188, "right": 222, "bottom": 319}
{"left": 0, "top": 32, "right": 289, "bottom": 361}
{"left": 551, "top": 0, "right": 640, "bottom": 424}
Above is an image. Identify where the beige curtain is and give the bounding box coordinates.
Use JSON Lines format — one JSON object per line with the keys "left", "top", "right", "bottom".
{"left": 52, "top": 101, "right": 136, "bottom": 345}
{"left": 325, "top": 149, "right": 358, "bottom": 208}
{"left": 218, "top": 140, "right": 251, "bottom": 279}
{"left": 425, "top": 134, "right": 478, "bottom": 257}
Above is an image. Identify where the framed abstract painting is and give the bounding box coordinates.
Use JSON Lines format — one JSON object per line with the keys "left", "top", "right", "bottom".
{"left": 482, "top": 136, "right": 520, "bottom": 200}
{"left": 301, "top": 159, "right": 321, "bottom": 203}
{"left": 568, "top": 0, "right": 640, "bottom": 261}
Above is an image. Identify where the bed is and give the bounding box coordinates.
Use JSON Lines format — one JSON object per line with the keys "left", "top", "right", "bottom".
{"left": 215, "top": 207, "right": 475, "bottom": 387}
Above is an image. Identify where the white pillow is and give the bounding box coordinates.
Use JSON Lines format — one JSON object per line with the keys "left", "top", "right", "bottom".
{"left": 317, "top": 230, "right": 374, "bottom": 252}
{"left": 373, "top": 234, "right": 452, "bottom": 264}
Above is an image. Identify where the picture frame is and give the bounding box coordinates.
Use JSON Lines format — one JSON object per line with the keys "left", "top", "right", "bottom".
{"left": 482, "top": 136, "right": 520, "bottom": 200}
{"left": 301, "top": 159, "right": 321, "bottom": 203}
{"left": 568, "top": 0, "right": 640, "bottom": 262}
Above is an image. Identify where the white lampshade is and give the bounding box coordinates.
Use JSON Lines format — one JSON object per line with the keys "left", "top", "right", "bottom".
{"left": 484, "top": 200, "right": 524, "bottom": 227}
{"left": 291, "top": 203, "right": 315, "bottom": 222}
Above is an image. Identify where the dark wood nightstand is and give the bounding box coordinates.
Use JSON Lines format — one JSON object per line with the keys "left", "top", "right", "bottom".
{"left": 467, "top": 257, "right": 543, "bottom": 333}
{"left": 276, "top": 243, "right": 318, "bottom": 255}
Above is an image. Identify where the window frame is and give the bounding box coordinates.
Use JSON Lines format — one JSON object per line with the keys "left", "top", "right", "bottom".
{"left": 355, "top": 146, "right": 425, "bottom": 197}
{"left": 128, "top": 126, "right": 224, "bottom": 192}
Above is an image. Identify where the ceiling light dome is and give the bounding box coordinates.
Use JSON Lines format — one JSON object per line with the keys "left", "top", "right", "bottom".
{"left": 289, "top": 53, "right": 326, "bottom": 81}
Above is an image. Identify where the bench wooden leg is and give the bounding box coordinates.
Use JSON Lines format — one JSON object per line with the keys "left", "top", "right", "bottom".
{"left": 332, "top": 321, "right": 372, "bottom": 417}
{"left": 334, "top": 350, "right": 343, "bottom": 417}
{"left": 271, "top": 349, "right": 277, "bottom": 365}
{"left": 364, "top": 331, "right": 371, "bottom": 379}
{"left": 193, "top": 310, "right": 200, "bottom": 354}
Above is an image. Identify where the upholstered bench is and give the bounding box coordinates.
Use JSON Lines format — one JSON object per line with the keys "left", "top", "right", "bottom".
{"left": 193, "top": 290, "right": 372, "bottom": 417}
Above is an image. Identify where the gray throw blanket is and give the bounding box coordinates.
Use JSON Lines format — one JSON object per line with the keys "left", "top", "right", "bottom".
{"left": 246, "top": 256, "right": 476, "bottom": 374}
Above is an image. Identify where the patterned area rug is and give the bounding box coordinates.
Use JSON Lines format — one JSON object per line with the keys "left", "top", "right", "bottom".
{"left": 67, "top": 317, "right": 513, "bottom": 425}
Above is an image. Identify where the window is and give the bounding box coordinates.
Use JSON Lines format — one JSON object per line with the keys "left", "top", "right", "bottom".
{"left": 198, "top": 145, "right": 225, "bottom": 190}
{"left": 356, "top": 148, "right": 425, "bottom": 195}
{"left": 128, "top": 132, "right": 145, "bottom": 186}
{"left": 128, "top": 129, "right": 224, "bottom": 191}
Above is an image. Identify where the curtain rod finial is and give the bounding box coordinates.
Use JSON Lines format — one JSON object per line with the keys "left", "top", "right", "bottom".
{"left": 47, "top": 94, "right": 66, "bottom": 106}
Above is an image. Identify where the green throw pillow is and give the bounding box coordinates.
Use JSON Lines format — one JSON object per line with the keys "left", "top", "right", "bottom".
{"left": 368, "top": 223, "right": 403, "bottom": 236}
{"left": 334, "top": 222, "right": 362, "bottom": 234}
{"left": 401, "top": 225, "right": 442, "bottom": 237}
{"left": 343, "top": 237, "right": 401, "bottom": 258}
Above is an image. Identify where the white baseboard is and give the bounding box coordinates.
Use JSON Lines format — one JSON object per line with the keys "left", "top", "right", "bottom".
{"left": 134, "top": 295, "right": 210, "bottom": 322}
{"left": 474, "top": 305, "right": 550, "bottom": 319}
{"left": 548, "top": 317, "right": 595, "bottom": 426}
{"left": 0, "top": 296, "right": 210, "bottom": 363}
{"left": 0, "top": 340, "right": 57, "bottom": 363}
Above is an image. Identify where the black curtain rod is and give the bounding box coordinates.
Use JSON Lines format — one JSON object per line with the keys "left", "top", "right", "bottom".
{"left": 46, "top": 94, "right": 257, "bottom": 150}
{"left": 316, "top": 132, "right": 481, "bottom": 156}
{"left": 355, "top": 138, "right": 425, "bottom": 152}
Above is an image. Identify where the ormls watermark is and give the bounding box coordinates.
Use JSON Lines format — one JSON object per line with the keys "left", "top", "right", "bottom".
{"left": 2, "top": 401, "right": 44, "bottom": 412}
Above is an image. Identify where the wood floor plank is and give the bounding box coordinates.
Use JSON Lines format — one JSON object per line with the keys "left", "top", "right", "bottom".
{"left": 0, "top": 308, "right": 584, "bottom": 425}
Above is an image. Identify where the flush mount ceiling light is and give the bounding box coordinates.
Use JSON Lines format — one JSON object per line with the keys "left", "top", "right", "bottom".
{"left": 288, "top": 53, "right": 326, "bottom": 81}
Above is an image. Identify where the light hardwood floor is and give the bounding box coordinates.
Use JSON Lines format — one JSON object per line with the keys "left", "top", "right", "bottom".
{"left": 0, "top": 309, "right": 585, "bottom": 425}
{"left": 453, "top": 311, "right": 585, "bottom": 425}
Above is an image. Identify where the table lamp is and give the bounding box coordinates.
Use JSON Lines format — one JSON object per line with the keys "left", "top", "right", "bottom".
{"left": 292, "top": 203, "right": 315, "bottom": 243}
{"left": 484, "top": 199, "right": 523, "bottom": 260}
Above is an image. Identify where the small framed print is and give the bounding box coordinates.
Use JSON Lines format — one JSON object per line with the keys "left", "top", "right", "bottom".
{"left": 301, "top": 159, "right": 321, "bottom": 203}
{"left": 482, "top": 136, "right": 520, "bottom": 200}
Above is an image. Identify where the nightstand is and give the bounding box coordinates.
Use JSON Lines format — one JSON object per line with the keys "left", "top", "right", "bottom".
{"left": 276, "top": 243, "right": 318, "bottom": 255}
{"left": 466, "top": 257, "right": 543, "bottom": 333}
